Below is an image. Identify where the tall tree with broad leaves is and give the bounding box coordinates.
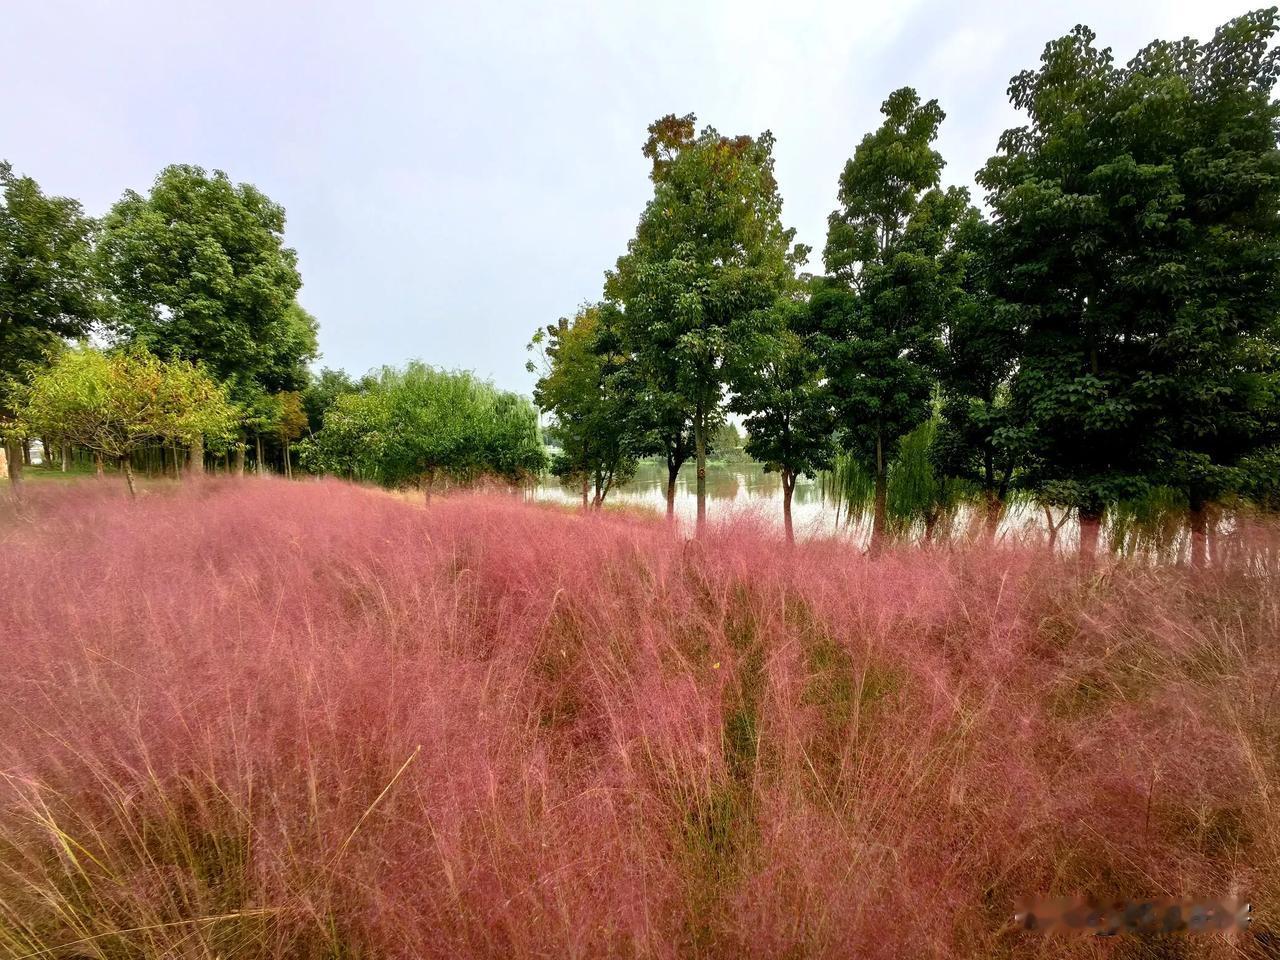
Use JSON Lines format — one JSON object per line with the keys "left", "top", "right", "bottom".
{"left": 0, "top": 161, "right": 101, "bottom": 487}
{"left": 981, "top": 11, "right": 1280, "bottom": 562}
{"left": 98, "top": 165, "right": 318, "bottom": 473}
{"left": 302, "top": 368, "right": 361, "bottom": 435}
{"left": 607, "top": 113, "right": 807, "bottom": 534}
{"left": 729, "top": 295, "right": 835, "bottom": 543}
{"left": 528, "top": 302, "right": 644, "bottom": 508}
{"left": 932, "top": 208, "right": 1023, "bottom": 535}
{"left": 816, "top": 87, "right": 968, "bottom": 551}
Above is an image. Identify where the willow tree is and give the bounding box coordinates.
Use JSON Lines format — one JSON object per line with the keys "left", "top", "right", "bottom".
{"left": 608, "top": 113, "right": 807, "bottom": 533}
{"left": 816, "top": 87, "right": 967, "bottom": 550}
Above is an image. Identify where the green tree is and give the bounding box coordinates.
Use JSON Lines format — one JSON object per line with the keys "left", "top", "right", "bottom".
{"left": 980, "top": 11, "right": 1280, "bottom": 561}
{"left": 275, "top": 391, "right": 308, "bottom": 479}
{"left": 729, "top": 297, "right": 834, "bottom": 542}
{"left": 608, "top": 113, "right": 807, "bottom": 533}
{"left": 16, "top": 347, "right": 236, "bottom": 497}
{"left": 0, "top": 162, "right": 100, "bottom": 487}
{"left": 932, "top": 209, "right": 1022, "bottom": 535}
{"left": 98, "top": 165, "right": 318, "bottom": 472}
{"left": 888, "top": 416, "right": 962, "bottom": 542}
{"left": 528, "top": 303, "right": 642, "bottom": 508}
{"left": 302, "top": 368, "right": 360, "bottom": 435}
{"left": 816, "top": 87, "right": 967, "bottom": 550}
{"left": 299, "top": 363, "right": 545, "bottom": 489}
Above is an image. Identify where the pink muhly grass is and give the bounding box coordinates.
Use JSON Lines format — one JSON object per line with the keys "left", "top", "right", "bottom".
{"left": 0, "top": 477, "right": 1277, "bottom": 958}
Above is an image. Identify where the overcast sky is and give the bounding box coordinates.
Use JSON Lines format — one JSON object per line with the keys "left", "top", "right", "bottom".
{"left": 2, "top": 0, "right": 1261, "bottom": 395}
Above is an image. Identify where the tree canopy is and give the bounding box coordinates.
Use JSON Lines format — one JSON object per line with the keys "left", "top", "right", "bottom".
{"left": 98, "top": 165, "right": 317, "bottom": 399}
{"left": 299, "top": 362, "right": 546, "bottom": 488}
{"left": 815, "top": 87, "right": 970, "bottom": 548}
{"left": 528, "top": 303, "right": 643, "bottom": 507}
{"left": 0, "top": 162, "right": 99, "bottom": 378}
{"left": 16, "top": 346, "right": 237, "bottom": 495}
{"left": 981, "top": 9, "right": 1280, "bottom": 556}
{"left": 0, "top": 161, "right": 101, "bottom": 479}
{"left": 729, "top": 296, "right": 834, "bottom": 542}
{"left": 607, "top": 113, "right": 807, "bottom": 531}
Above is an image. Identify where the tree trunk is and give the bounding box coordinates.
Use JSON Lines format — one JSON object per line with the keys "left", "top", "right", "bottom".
{"left": 0, "top": 444, "right": 7, "bottom": 482}
{"left": 1186, "top": 491, "right": 1208, "bottom": 569}
{"left": 21, "top": 442, "right": 30, "bottom": 467}
{"left": 284, "top": 440, "right": 291, "bottom": 479}
{"left": 255, "top": 434, "right": 264, "bottom": 475}
{"left": 924, "top": 510, "right": 938, "bottom": 543}
{"left": 782, "top": 469, "right": 795, "bottom": 545}
{"left": 94, "top": 452, "right": 105, "bottom": 478}
{"left": 1078, "top": 506, "right": 1103, "bottom": 563}
{"left": 694, "top": 402, "right": 707, "bottom": 536}
{"left": 984, "top": 490, "right": 1002, "bottom": 539}
{"left": 5, "top": 439, "right": 24, "bottom": 489}
{"left": 189, "top": 435, "right": 204, "bottom": 480}
{"left": 122, "top": 457, "right": 137, "bottom": 498}
{"left": 61, "top": 442, "right": 69, "bottom": 472}
{"left": 172, "top": 442, "right": 181, "bottom": 481}
{"left": 666, "top": 459, "right": 679, "bottom": 520}
{"left": 1206, "top": 504, "right": 1218, "bottom": 566}
{"left": 41, "top": 437, "right": 54, "bottom": 467}
{"left": 870, "top": 433, "right": 887, "bottom": 554}
{"left": 234, "top": 444, "right": 246, "bottom": 477}
{"left": 581, "top": 474, "right": 589, "bottom": 510}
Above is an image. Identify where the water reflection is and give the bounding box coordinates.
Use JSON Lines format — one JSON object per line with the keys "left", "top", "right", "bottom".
{"left": 529, "top": 459, "right": 1085, "bottom": 549}
{"left": 530, "top": 460, "right": 844, "bottom": 539}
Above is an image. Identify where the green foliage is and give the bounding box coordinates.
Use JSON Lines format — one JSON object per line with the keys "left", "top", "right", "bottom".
{"left": 16, "top": 347, "right": 237, "bottom": 464}
{"left": 240, "top": 388, "right": 284, "bottom": 439}
{"left": 823, "top": 451, "right": 876, "bottom": 526}
{"left": 823, "top": 87, "right": 947, "bottom": 286}
{"left": 274, "top": 391, "right": 308, "bottom": 443}
{"left": 302, "top": 368, "right": 361, "bottom": 434}
{"left": 710, "top": 422, "right": 743, "bottom": 455}
{"left": 932, "top": 210, "right": 1021, "bottom": 507}
{"left": 0, "top": 161, "right": 100, "bottom": 392}
{"left": 814, "top": 87, "right": 970, "bottom": 544}
{"left": 607, "top": 114, "right": 807, "bottom": 524}
{"left": 299, "top": 362, "right": 545, "bottom": 487}
{"left": 887, "top": 417, "right": 964, "bottom": 538}
{"left": 98, "top": 165, "right": 317, "bottom": 401}
{"left": 825, "top": 417, "right": 964, "bottom": 537}
{"left": 528, "top": 303, "right": 642, "bottom": 504}
{"left": 980, "top": 11, "right": 1280, "bottom": 516}
{"left": 728, "top": 297, "right": 834, "bottom": 484}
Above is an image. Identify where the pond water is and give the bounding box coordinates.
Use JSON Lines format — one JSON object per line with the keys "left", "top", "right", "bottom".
{"left": 531, "top": 459, "right": 851, "bottom": 540}
{"left": 530, "top": 458, "right": 1071, "bottom": 547}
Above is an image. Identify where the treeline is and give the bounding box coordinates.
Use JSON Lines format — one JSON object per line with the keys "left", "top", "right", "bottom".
{"left": 530, "top": 10, "right": 1280, "bottom": 556}
{"left": 0, "top": 164, "right": 544, "bottom": 493}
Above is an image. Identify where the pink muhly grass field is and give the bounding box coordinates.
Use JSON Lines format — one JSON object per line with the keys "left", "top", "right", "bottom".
{"left": 1, "top": 478, "right": 1277, "bottom": 958}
